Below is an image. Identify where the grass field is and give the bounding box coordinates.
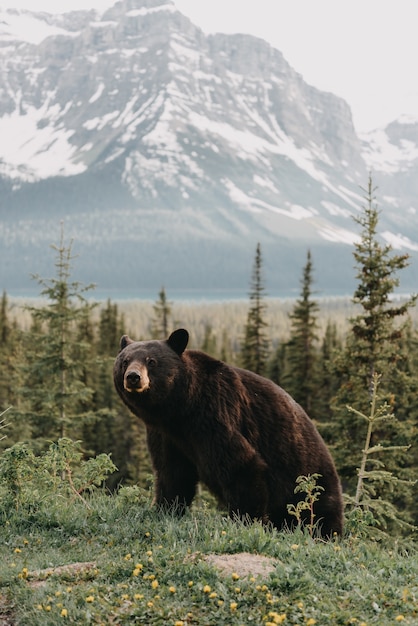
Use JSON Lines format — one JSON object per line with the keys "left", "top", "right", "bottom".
{"left": 1, "top": 489, "right": 417, "bottom": 625}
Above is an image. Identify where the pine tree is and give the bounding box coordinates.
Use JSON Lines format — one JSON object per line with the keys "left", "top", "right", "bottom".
{"left": 331, "top": 176, "right": 417, "bottom": 492}
{"left": 0, "top": 291, "right": 12, "bottom": 410}
{"left": 151, "top": 287, "right": 172, "bottom": 339}
{"left": 17, "top": 230, "right": 97, "bottom": 445}
{"left": 281, "top": 250, "right": 319, "bottom": 414}
{"left": 315, "top": 320, "right": 342, "bottom": 423}
{"left": 81, "top": 298, "right": 146, "bottom": 488}
{"left": 201, "top": 323, "right": 217, "bottom": 356}
{"left": 241, "top": 243, "right": 269, "bottom": 375}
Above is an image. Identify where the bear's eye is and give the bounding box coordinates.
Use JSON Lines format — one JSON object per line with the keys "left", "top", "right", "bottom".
{"left": 147, "top": 357, "right": 157, "bottom": 367}
{"left": 122, "top": 358, "right": 129, "bottom": 369}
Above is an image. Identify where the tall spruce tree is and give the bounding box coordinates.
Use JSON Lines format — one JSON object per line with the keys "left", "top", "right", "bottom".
{"left": 17, "top": 231, "right": 97, "bottom": 445}
{"left": 331, "top": 176, "right": 417, "bottom": 492}
{"left": 241, "top": 243, "right": 269, "bottom": 375}
{"left": 281, "top": 250, "right": 319, "bottom": 415}
{"left": 151, "top": 287, "right": 172, "bottom": 339}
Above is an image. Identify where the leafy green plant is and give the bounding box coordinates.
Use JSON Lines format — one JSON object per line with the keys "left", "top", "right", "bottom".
{"left": 286, "top": 473, "right": 324, "bottom": 537}
{"left": 0, "top": 437, "right": 116, "bottom": 512}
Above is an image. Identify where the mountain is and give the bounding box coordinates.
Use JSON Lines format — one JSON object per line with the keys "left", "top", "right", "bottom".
{"left": 0, "top": 0, "right": 417, "bottom": 298}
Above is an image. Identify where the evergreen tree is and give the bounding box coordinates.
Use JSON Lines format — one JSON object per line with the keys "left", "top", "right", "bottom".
{"left": 331, "top": 176, "right": 417, "bottom": 493}
{"left": 17, "top": 230, "right": 97, "bottom": 445}
{"left": 267, "top": 341, "right": 286, "bottom": 386}
{"left": 0, "top": 291, "right": 12, "bottom": 410}
{"left": 315, "top": 320, "right": 343, "bottom": 422}
{"left": 201, "top": 323, "right": 217, "bottom": 356}
{"left": 151, "top": 287, "right": 172, "bottom": 339}
{"left": 281, "top": 250, "right": 319, "bottom": 414}
{"left": 81, "top": 299, "right": 146, "bottom": 488}
{"left": 241, "top": 243, "right": 269, "bottom": 375}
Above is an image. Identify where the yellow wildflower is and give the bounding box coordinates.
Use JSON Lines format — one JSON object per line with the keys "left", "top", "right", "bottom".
{"left": 203, "top": 585, "right": 211, "bottom": 593}
{"left": 306, "top": 619, "right": 316, "bottom": 626}
{"left": 61, "top": 608, "right": 68, "bottom": 617}
{"left": 230, "top": 602, "right": 238, "bottom": 611}
{"left": 231, "top": 572, "right": 240, "bottom": 580}
{"left": 395, "top": 617, "right": 405, "bottom": 623}
{"left": 188, "top": 581, "right": 194, "bottom": 587}
{"left": 268, "top": 611, "right": 287, "bottom": 624}
{"left": 209, "top": 592, "right": 217, "bottom": 599}
{"left": 151, "top": 579, "right": 159, "bottom": 589}
{"left": 169, "top": 586, "right": 176, "bottom": 593}
{"left": 85, "top": 596, "right": 94, "bottom": 603}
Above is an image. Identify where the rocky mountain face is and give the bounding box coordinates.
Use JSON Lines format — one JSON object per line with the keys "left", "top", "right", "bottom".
{"left": 0, "top": 0, "right": 417, "bottom": 297}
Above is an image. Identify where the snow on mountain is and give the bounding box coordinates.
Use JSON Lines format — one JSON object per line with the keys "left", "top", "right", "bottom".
{"left": 0, "top": 7, "right": 78, "bottom": 44}
{"left": 0, "top": 0, "right": 416, "bottom": 296}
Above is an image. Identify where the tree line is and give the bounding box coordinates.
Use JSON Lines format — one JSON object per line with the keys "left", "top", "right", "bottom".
{"left": 0, "top": 177, "right": 417, "bottom": 534}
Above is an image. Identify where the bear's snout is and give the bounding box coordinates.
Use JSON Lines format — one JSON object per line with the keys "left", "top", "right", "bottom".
{"left": 124, "top": 367, "right": 150, "bottom": 393}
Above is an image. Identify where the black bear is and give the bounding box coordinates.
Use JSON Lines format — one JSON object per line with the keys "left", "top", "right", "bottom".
{"left": 113, "top": 329, "right": 343, "bottom": 536}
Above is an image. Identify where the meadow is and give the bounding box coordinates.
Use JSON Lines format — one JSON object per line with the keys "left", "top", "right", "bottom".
{"left": 1, "top": 488, "right": 418, "bottom": 626}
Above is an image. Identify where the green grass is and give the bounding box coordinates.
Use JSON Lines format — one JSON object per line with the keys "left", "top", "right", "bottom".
{"left": 1, "top": 491, "right": 417, "bottom": 625}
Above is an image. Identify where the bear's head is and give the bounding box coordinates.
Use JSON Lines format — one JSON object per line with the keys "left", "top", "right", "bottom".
{"left": 113, "top": 329, "right": 189, "bottom": 414}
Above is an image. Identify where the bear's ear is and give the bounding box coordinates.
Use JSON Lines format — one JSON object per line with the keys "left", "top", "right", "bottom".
{"left": 167, "top": 329, "right": 189, "bottom": 355}
{"left": 120, "top": 335, "right": 133, "bottom": 351}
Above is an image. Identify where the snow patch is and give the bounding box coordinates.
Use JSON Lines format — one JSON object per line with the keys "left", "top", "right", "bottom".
{"left": 224, "top": 179, "right": 315, "bottom": 220}
{"left": 362, "top": 128, "right": 418, "bottom": 173}
{"left": 126, "top": 4, "right": 176, "bottom": 18}
{"left": 0, "top": 102, "right": 86, "bottom": 180}
{"left": 318, "top": 225, "right": 359, "bottom": 245}
{"left": 381, "top": 231, "right": 418, "bottom": 251}
{"left": 321, "top": 201, "right": 352, "bottom": 218}
{"left": 253, "top": 175, "right": 279, "bottom": 193}
{"left": 88, "top": 83, "right": 105, "bottom": 104}
{"left": 0, "top": 9, "right": 77, "bottom": 45}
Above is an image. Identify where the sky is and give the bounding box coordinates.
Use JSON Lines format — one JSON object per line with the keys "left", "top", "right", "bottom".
{"left": 2, "top": 0, "right": 418, "bottom": 133}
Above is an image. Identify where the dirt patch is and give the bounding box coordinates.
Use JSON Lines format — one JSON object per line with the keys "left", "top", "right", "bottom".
{"left": 27, "top": 561, "right": 97, "bottom": 588}
{"left": 203, "top": 552, "right": 278, "bottom": 578}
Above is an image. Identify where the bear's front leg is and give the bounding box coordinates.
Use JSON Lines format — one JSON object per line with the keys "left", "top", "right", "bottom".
{"left": 147, "top": 428, "right": 199, "bottom": 515}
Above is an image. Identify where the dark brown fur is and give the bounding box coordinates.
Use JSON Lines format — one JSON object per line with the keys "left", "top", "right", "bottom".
{"left": 113, "top": 329, "right": 343, "bottom": 536}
